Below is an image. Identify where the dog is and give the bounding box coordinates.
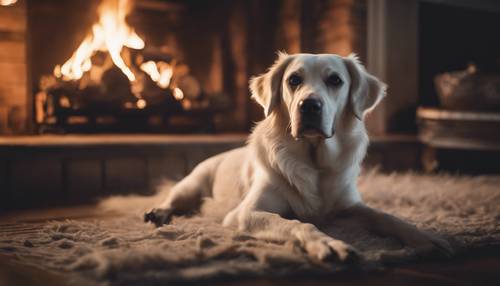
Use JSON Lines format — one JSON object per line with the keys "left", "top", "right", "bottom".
{"left": 145, "top": 53, "right": 453, "bottom": 261}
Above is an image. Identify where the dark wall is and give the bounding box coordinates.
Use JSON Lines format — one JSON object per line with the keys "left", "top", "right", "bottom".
{"left": 419, "top": 2, "right": 500, "bottom": 107}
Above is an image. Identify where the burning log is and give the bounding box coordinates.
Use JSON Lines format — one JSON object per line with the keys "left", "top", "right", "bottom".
{"left": 101, "top": 66, "right": 134, "bottom": 103}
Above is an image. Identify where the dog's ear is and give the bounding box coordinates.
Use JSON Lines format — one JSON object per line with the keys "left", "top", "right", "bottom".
{"left": 250, "top": 52, "right": 294, "bottom": 117}
{"left": 343, "top": 54, "right": 387, "bottom": 120}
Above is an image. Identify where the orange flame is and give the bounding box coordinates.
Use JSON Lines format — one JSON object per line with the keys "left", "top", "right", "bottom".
{"left": 140, "top": 61, "right": 174, "bottom": 89}
{"left": 173, "top": 87, "right": 184, "bottom": 100}
{"left": 55, "top": 0, "right": 144, "bottom": 81}
{"left": 0, "top": 0, "right": 18, "bottom": 6}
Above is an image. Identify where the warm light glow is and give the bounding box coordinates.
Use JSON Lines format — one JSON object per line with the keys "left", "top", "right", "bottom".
{"left": 136, "top": 99, "right": 147, "bottom": 109}
{"left": 55, "top": 0, "right": 144, "bottom": 81}
{"left": 140, "top": 61, "right": 173, "bottom": 89}
{"left": 0, "top": 0, "right": 18, "bottom": 6}
{"left": 140, "top": 61, "right": 159, "bottom": 81}
{"left": 173, "top": 87, "right": 184, "bottom": 100}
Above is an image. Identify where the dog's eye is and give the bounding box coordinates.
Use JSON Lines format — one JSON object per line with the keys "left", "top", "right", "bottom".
{"left": 326, "top": 74, "right": 343, "bottom": 87}
{"left": 288, "top": 74, "right": 303, "bottom": 88}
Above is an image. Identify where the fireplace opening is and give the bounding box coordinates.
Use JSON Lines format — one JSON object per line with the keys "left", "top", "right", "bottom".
{"left": 32, "top": 0, "right": 232, "bottom": 134}
{"left": 418, "top": 1, "right": 500, "bottom": 108}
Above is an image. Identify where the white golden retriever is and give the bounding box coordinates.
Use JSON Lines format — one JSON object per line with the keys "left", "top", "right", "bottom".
{"left": 145, "top": 53, "right": 453, "bottom": 261}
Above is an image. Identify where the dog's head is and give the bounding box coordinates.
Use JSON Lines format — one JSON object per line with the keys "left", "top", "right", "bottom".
{"left": 250, "top": 52, "right": 386, "bottom": 139}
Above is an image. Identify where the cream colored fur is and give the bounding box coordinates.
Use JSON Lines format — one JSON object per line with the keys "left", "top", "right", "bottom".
{"left": 147, "top": 53, "right": 453, "bottom": 261}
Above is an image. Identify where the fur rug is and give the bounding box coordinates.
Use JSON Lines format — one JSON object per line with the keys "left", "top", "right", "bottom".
{"left": 1, "top": 171, "right": 499, "bottom": 286}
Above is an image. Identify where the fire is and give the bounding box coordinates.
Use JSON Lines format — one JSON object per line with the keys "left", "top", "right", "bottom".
{"left": 55, "top": 0, "right": 144, "bottom": 81}
{"left": 50, "top": 0, "right": 186, "bottom": 108}
{"left": 0, "top": 0, "right": 18, "bottom": 6}
{"left": 140, "top": 61, "right": 174, "bottom": 89}
{"left": 173, "top": 87, "right": 184, "bottom": 100}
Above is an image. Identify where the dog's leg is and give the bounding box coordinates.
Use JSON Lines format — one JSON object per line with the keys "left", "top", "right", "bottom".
{"left": 225, "top": 210, "right": 357, "bottom": 262}
{"left": 222, "top": 186, "right": 358, "bottom": 262}
{"left": 338, "top": 204, "right": 454, "bottom": 256}
{"left": 145, "top": 155, "right": 223, "bottom": 227}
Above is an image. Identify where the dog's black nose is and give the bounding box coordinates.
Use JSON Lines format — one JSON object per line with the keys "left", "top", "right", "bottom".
{"left": 299, "top": 98, "right": 322, "bottom": 115}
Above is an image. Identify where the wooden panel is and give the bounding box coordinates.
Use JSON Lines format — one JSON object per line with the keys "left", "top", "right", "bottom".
{"left": 147, "top": 150, "right": 186, "bottom": 187}
{"left": 10, "top": 158, "right": 62, "bottom": 199}
{"left": 0, "top": 159, "right": 7, "bottom": 195}
{"left": 366, "top": 135, "right": 422, "bottom": 171}
{"left": 105, "top": 158, "right": 147, "bottom": 194}
{"left": 385, "top": 0, "right": 418, "bottom": 132}
{"left": 0, "top": 135, "right": 247, "bottom": 209}
{"left": 366, "top": 0, "right": 418, "bottom": 134}
{"left": 418, "top": 108, "right": 500, "bottom": 151}
{"left": 185, "top": 146, "right": 210, "bottom": 174}
{"left": 67, "top": 159, "right": 103, "bottom": 199}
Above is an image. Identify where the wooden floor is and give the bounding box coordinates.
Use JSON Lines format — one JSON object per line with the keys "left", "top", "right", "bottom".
{"left": 1, "top": 205, "right": 499, "bottom": 286}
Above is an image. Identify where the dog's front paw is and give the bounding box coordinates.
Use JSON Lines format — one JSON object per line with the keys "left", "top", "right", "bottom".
{"left": 304, "top": 238, "right": 359, "bottom": 263}
{"left": 144, "top": 208, "right": 174, "bottom": 227}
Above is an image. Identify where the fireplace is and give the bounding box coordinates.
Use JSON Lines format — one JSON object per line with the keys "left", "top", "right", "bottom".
{"left": 0, "top": 0, "right": 378, "bottom": 209}
{"left": 0, "top": 0, "right": 368, "bottom": 135}
{"left": 32, "top": 0, "right": 233, "bottom": 134}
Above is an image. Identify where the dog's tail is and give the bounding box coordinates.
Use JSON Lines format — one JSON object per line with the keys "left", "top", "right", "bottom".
{"left": 97, "top": 180, "right": 175, "bottom": 216}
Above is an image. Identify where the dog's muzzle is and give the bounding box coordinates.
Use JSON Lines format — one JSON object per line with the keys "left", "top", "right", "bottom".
{"left": 297, "top": 98, "right": 330, "bottom": 138}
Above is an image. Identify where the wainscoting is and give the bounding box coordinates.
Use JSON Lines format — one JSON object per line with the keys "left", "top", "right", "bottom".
{"left": 0, "top": 134, "right": 420, "bottom": 210}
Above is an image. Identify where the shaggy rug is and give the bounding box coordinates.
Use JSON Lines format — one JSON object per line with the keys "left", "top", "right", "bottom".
{"left": 1, "top": 171, "right": 499, "bottom": 286}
